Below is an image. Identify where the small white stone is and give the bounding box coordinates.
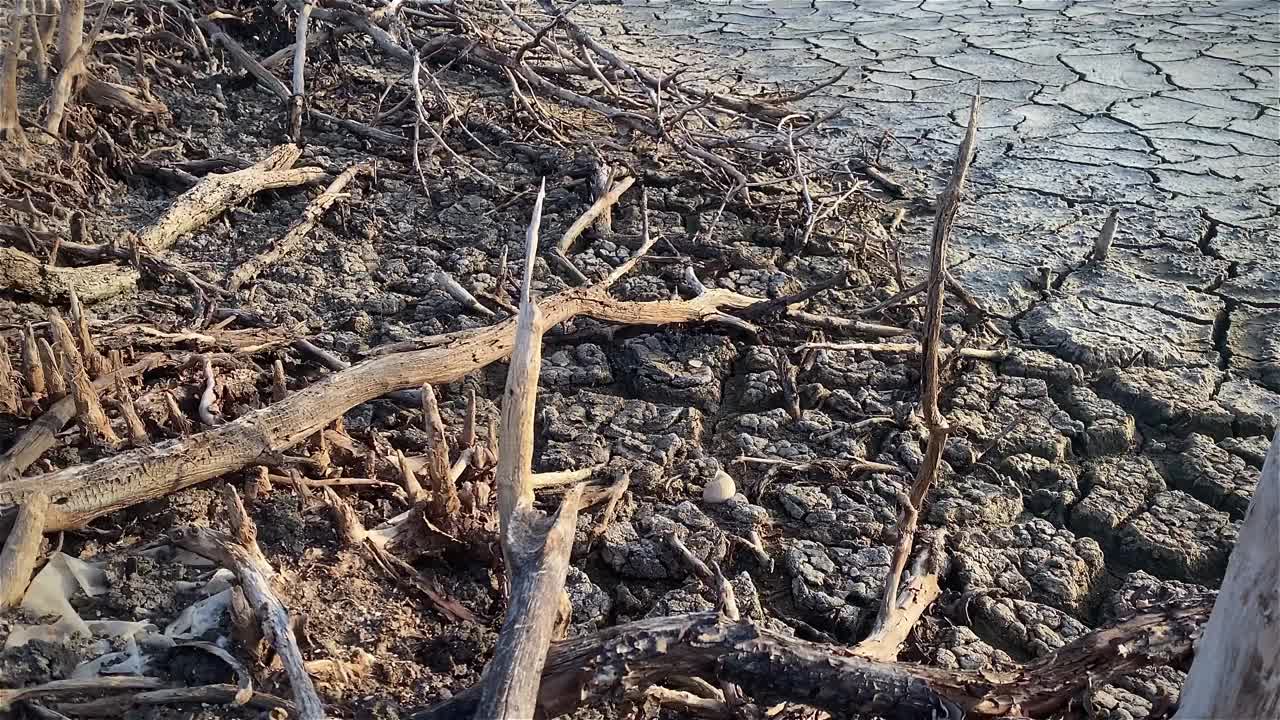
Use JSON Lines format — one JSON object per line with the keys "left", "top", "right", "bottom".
{"left": 702, "top": 470, "right": 737, "bottom": 504}
{"left": 688, "top": 359, "right": 705, "bottom": 368}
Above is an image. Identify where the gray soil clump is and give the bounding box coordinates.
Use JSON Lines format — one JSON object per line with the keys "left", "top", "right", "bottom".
{"left": 1115, "top": 491, "right": 1238, "bottom": 584}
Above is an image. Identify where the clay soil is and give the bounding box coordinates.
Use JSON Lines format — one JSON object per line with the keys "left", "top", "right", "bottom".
{"left": 0, "top": 2, "right": 1269, "bottom": 720}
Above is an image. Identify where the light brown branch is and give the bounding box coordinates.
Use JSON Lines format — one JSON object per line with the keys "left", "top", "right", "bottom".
{"left": 0, "top": 491, "right": 46, "bottom": 609}
{"left": 139, "top": 144, "right": 326, "bottom": 253}
{"left": 225, "top": 162, "right": 365, "bottom": 291}
{"left": 555, "top": 174, "right": 634, "bottom": 254}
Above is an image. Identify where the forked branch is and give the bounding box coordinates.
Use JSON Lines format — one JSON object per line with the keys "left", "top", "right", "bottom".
{"left": 479, "top": 179, "right": 585, "bottom": 719}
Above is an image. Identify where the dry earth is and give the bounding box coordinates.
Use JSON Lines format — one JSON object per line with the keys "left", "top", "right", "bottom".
{"left": 0, "top": 1, "right": 1277, "bottom": 719}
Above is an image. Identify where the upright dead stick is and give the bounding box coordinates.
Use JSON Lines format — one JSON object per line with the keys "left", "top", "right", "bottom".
{"left": 25, "top": 1, "right": 47, "bottom": 84}
{"left": 289, "top": 1, "right": 313, "bottom": 144}
{"left": 20, "top": 324, "right": 43, "bottom": 397}
{"left": 0, "top": 0, "right": 24, "bottom": 143}
{"left": 113, "top": 374, "right": 150, "bottom": 447}
{"left": 174, "top": 487, "right": 326, "bottom": 720}
{"left": 225, "top": 162, "right": 365, "bottom": 291}
{"left": 45, "top": 0, "right": 107, "bottom": 135}
{"left": 139, "top": 145, "right": 327, "bottom": 253}
{"left": 0, "top": 341, "right": 16, "bottom": 414}
{"left": 0, "top": 492, "right": 46, "bottom": 609}
{"left": 55, "top": 0, "right": 82, "bottom": 66}
{"left": 495, "top": 180, "right": 548, "bottom": 570}
{"left": 68, "top": 288, "right": 108, "bottom": 378}
{"left": 1091, "top": 207, "right": 1119, "bottom": 262}
{"left": 35, "top": 337, "right": 65, "bottom": 401}
{"left": 479, "top": 178, "right": 586, "bottom": 719}
{"left": 49, "top": 308, "right": 120, "bottom": 446}
{"left": 1174, "top": 428, "right": 1280, "bottom": 718}
{"left": 0, "top": 354, "right": 163, "bottom": 481}
{"left": 419, "top": 384, "right": 458, "bottom": 521}
{"left": 869, "top": 92, "right": 980, "bottom": 652}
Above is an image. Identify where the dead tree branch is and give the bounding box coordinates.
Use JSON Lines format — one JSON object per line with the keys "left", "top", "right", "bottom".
{"left": 138, "top": 144, "right": 327, "bottom": 253}
{"left": 415, "top": 593, "right": 1211, "bottom": 719}
{"left": 867, "top": 92, "right": 980, "bottom": 657}
{"left": 479, "top": 179, "right": 587, "bottom": 718}
{"left": 225, "top": 162, "right": 367, "bottom": 291}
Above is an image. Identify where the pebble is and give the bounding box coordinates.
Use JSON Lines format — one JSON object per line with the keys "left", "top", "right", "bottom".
{"left": 702, "top": 470, "right": 737, "bottom": 504}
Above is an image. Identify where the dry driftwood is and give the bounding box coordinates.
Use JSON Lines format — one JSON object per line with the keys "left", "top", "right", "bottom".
{"left": 416, "top": 593, "right": 1211, "bottom": 719}
{"left": 138, "top": 144, "right": 327, "bottom": 252}
{"left": 0, "top": 491, "right": 46, "bottom": 610}
{"left": 225, "top": 162, "right": 368, "bottom": 291}
{"left": 0, "top": 231, "right": 756, "bottom": 538}
{"left": 478, "top": 180, "right": 586, "bottom": 719}
{"left": 173, "top": 485, "right": 326, "bottom": 720}
{"left": 0, "top": 246, "right": 140, "bottom": 303}
{"left": 0, "top": 678, "right": 166, "bottom": 713}
{"left": 1173, "top": 428, "right": 1280, "bottom": 718}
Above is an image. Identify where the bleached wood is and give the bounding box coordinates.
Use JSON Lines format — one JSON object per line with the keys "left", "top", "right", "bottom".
{"left": 1174, "top": 428, "right": 1280, "bottom": 719}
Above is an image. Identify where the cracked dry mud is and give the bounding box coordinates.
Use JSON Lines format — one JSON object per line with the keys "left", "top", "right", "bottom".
{"left": 0, "top": 1, "right": 1276, "bottom": 719}
{"left": 572, "top": 0, "right": 1277, "bottom": 714}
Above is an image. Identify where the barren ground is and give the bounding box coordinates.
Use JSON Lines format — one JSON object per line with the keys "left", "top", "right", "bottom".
{"left": 1, "top": 1, "right": 1277, "bottom": 719}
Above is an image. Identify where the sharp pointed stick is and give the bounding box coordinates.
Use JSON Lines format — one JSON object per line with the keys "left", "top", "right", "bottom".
{"left": 20, "top": 324, "right": 44, "bottom": 398}
{"left": 480, "top": 179, "right": 586, "bottom": 719}
{"left": 420, "top": 383, "right": 459, "bottom": 521}
{"left": 0, "top": 342, "right": 17, "bottom": 414}
{"left": 36, "top": 337, "right": 66, "bottom": 402}
{"left": 113, "top": 374, "right": 149, "bottom": 447}
{"left": 49, "top": 308, "right": 120, "bottom": 447}
{"left": 68, "top": 288, "right": 108, "bottom": 378}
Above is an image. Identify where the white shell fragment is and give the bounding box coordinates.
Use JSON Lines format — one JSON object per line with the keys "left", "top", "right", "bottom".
{"left": 702, "top": 470, "right": 737, "bottom": 504}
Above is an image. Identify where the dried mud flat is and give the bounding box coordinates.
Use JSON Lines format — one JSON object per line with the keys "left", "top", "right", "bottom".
{"left": 0, "top": 1, "right": 1276, "bottom": 720}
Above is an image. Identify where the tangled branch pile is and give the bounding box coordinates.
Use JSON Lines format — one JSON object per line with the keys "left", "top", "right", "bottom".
{"left": 0, "top": 1, "right": 1274, "bottom": 719}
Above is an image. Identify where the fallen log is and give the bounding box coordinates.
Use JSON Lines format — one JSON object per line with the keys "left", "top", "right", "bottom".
{"left": 0, "top": 243, "right": 756, "bottom": 536}
{"left": 0, "top": 247, "right": 140, "bottom": 304}
{"left": 413, "top": 593, "right": 1212, "bottom": 719}
{"left": 138, "top": 144, "right": 327, "bottom": 253}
